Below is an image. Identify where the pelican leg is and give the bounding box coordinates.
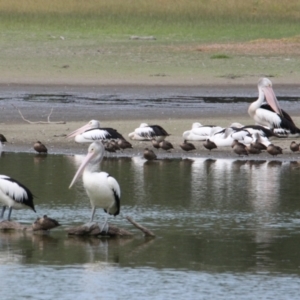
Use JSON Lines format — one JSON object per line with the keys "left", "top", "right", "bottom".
{"left": 7, "top": 207, "right": 13, "bottom": 221}
{"left": 1, "top": 206, "right": 6, "bottom": 218}
{"left": 90, "top": 207, "right": 96, "bottom": 222}
{"left": 100, "top": 215, "right": 109, "bottom": 233}
{"left": 0, "top": 206, "right": 6, "bottom": 221}
{"left": 83, "top": 207, "right": 97, "bottom": 228}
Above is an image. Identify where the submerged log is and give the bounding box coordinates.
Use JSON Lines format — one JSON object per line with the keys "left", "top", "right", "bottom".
{"left": 67, "top": 223, "right": 133, "bottom": 237}
{"left": 0, "top": 215, "right": 60, "bottom": 232}
{"left": 67, "top": 217, "right": 155, "bottom": 238}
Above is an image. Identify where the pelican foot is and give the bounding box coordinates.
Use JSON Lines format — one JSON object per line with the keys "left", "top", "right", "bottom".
{"left": 100, "top": 221, "right": 109, "bottom": 233}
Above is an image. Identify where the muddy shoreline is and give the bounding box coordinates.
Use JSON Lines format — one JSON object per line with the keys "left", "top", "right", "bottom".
{"left": 1, "top": 83, "right": 300, "bottom": 161}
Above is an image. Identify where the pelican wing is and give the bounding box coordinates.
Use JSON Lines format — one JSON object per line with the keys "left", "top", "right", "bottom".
{"left": 83, "top": 128, "right": 124, "bottom": 140}
{"left": 0, "top": 175, "right": 35, "bottom": 211}
{"left": 106, "top": 175, "right": 121, "bottom": 216}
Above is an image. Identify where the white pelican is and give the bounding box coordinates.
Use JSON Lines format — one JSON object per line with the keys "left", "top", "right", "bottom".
{"left": 128, "top": 123, "right": 170, "bottom": 142}
{"left": 0, "top": 175, "right": 36, "bottom": 221}
{"left": 69, "top": 142, "right": 120, "bottom": 229}
{"left": 248, "top": 78, "right": 300, "bottom": 136}
{"left": 67, "top": 120, "right": 125, "bottom": 143}
{"left": 182, "top": 122, "right": 223, "bottom": 141}
{"left": 210, "top": 127, "right": 253, "bottom": 147}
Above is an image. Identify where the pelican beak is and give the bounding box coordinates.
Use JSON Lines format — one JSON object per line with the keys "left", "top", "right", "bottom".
{"left": 66, "top": 123, "right": 92, "bottom": 139}
{"left": 69, "top": 151, "right": 95, "bottom": 189}
{"left": 262, "top": 86, "right": 283, "bottom": 117}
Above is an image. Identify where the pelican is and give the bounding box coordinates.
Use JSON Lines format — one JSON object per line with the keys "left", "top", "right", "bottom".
{"left": 128, "top": 123, "right": 170, "bottom": 142}
{"left": 67, "top": 120, "right": 125, "bottom": 143}
{"left": 248, "top": 78, "right": 300, "bottom": 136}
{"left": 0, "top": 134, "right": 7, "bottom": 143}
{"left": 33, "top": 141, "right": 48, "bottom": 154}
{"left": 69, "top": 142, "right": 121, "bottom": 229}
{"left": 182, "top": 122, "right": 223, "bottom": 141}
{"left": 0, "top": 175, "right": 36, "bottom": 221}
{"left": 210, "top": 126, "right": 253, "bottom": 147}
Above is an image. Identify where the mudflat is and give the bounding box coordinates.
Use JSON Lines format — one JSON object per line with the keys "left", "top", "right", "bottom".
{"left": 1, "top": 82, "right": 300, "bottom": 161}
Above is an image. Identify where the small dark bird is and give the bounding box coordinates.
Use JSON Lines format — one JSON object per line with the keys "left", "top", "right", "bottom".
{"left": 0, "top": 134, "right": 7, "bottom": 143}
{"left": 143, "top": 148, "right": 157, "bottom": 160}
{"left": 246, "top": 143, "right": 261, "bottom": 155}
{"left": 110, "top": 140, "right": 120, "bottom": 151}
{"left": 267, "top": 144, "right": 283, "bottom": 156}
{"left": 203, "top": 139, "right": 217, "bottom": 151}
{"left": 232, "top": 140, "right": 248, "bottom": 156}
{"left": 290, "top": 141, "right": 300, "bottom": 153}
{"left": 104, "top": 141, "right": 117, "bottom": 153}
{"left": 33, "top": 141, "right": 48, "bottom": 154}
{"left": 117, "top": 139, "right": 133, "bottom": 151}
{"left": 251, "top": 140, "right": 267, "bottom": 151}
{"left": 180, "top": 140, "right": 196, "bottom": 152}
{"left": 159, "top": 140, "right": 174, "bottom": 151}
{"left": 151, "top": 139, "right": 160, "bottom": 149}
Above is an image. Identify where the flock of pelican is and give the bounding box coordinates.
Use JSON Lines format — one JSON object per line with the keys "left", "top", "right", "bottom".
{"left": 1, "top": 77, "right": 300, "bottom": 227}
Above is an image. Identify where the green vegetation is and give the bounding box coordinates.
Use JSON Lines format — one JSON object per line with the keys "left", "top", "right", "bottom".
{"left": 0, "top": 0, "right": 299, "bottom": 84}
{"left": 0, "top": 0, "right": 299, "bottom": 41}
{"left": 210, "top": 54, "right": 231, "bottom": 59}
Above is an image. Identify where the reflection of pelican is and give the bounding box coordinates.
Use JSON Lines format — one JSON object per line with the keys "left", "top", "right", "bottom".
{"left": 69, "top": 142, "right": 121, "bottom": 228}
{"left": 67, "top": 120, "right": 125, "bottom": 143}
{"left": 0, "top": 175, "right": 36, "bottom": 220}
{"left": 248, "top": 78, "right": 300, "bottom": 136}
{"left": 129, "top": 123, "right": 170, "bottom": 142}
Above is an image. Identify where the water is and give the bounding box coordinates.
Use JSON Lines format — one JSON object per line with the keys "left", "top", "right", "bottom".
{"left": 1, "top": 152, "right": 300, "bottom": 299}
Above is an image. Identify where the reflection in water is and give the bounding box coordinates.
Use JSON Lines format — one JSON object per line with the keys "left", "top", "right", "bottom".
{"left": 1, "top": 152, "right": 300, "bottom": 299}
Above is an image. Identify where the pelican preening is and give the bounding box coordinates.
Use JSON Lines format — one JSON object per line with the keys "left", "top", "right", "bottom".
{"left": 182, "top": 122, "right": 223, "bottom": 141}
{"left": 248, "top": 78, "right": 300, "bottom": 137}
{"left": 67, "top": 120, "right": 125, "bottom": 143}
{"left": 0, "top": 175, "right": 36, "bottom": 221}
{"left": 69, "top": 142, "right": 121, "bottom": 229}
{"left": 129, "top": 123, "right": 170, "bottom": 142}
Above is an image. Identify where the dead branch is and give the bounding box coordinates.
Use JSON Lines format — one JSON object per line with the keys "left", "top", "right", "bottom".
{"left": 126, "top": 216, "right": 155, "bottom": 237}
{"left": 12, "top": 104, "right": 65, "bottom": 124}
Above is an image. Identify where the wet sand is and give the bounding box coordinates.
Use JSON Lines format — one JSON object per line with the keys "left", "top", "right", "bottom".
{"left": 1, "top": 83, "right": 300, "bottom": 161}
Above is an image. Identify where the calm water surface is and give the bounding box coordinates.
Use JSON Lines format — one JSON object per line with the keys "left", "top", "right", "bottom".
{"left": 1, "top": 152, "right": 300, "bottom": 299}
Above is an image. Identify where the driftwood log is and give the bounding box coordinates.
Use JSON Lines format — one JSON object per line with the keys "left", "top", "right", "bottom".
{"left": 67, "top": 216, "right": 155, "bottom": 238}
{"left": 0, "top": 215, "right": 60, "bottom": 232}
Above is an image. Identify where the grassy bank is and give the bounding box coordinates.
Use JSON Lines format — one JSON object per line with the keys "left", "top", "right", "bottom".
{"left": 0, "top": 0, "right": 299, "bottom": 85}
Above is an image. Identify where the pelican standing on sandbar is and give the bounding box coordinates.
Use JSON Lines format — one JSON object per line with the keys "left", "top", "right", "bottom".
{"left": 0, "top": 175, "right": 36, "bottom": 221}
{"left": 69, "top": 142, "right": 121, "bottom": 230}
{"left": 248, "top": 78, "right": 300, "bottom": 137}
{"left": 67, "top": 120, "right": 125, "bottom": 143}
